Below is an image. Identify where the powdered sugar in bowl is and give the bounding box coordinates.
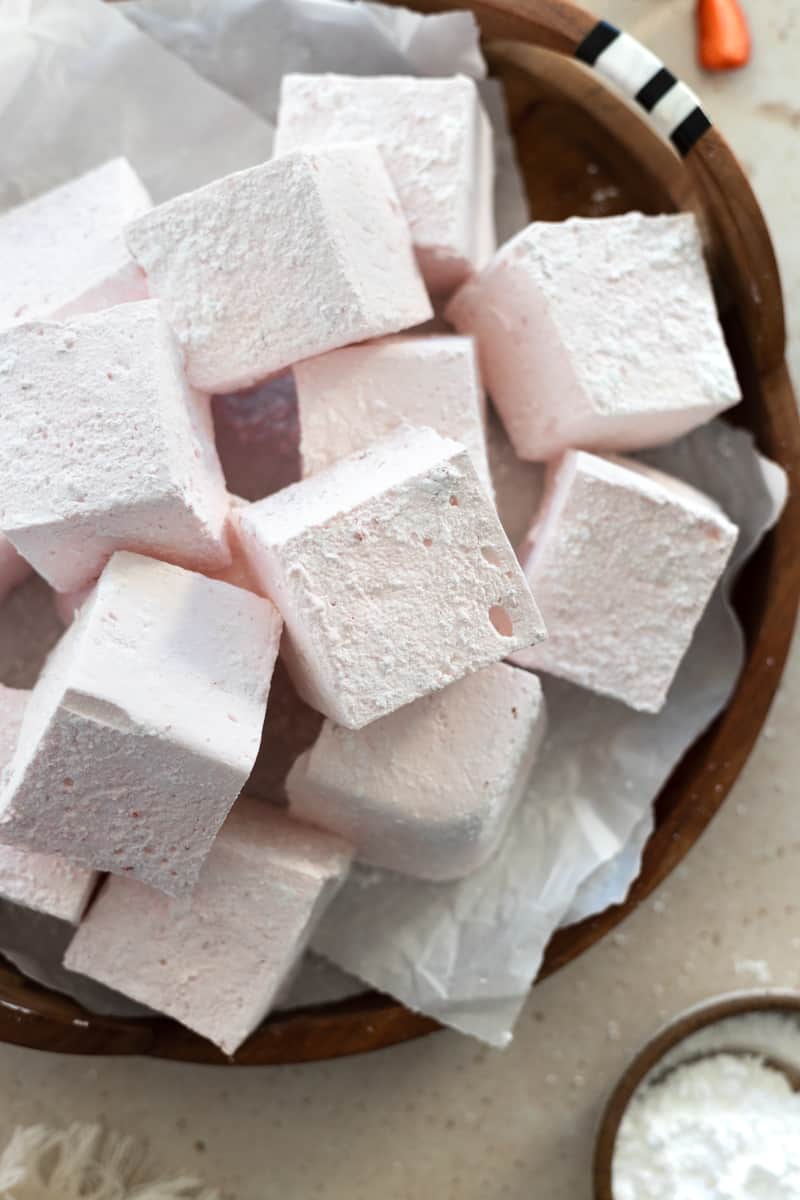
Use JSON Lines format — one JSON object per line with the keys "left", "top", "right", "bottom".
{"left": 594, "top": 992, "right": 800, "bottom": 1200}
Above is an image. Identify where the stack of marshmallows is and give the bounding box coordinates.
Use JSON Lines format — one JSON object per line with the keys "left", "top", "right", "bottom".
{"left": 0, "top": 73, "right": 741, "bottom": 1054}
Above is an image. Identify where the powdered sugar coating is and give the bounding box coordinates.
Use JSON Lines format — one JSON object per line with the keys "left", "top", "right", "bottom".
{"left": 294, "top": 334, "right": 492, "bottom": 494}
{"left": 275, "top": 73, "right": 495, "bottom": 296}
{"left": 511, "top": 451, "right": 738, "bottom": 712}
{"left": 0, "top": 300, "right": 231, "bottom": 592}
{"left": 288, "top": 662, "right": 546, "bottom": 880}
{"left": 0, "top": 552, "right": 283, "bottom": 895}
{"left": 0, "top": 684, "right": 97, "bottom": 923}
{"left": 64, "top": 800, "right": 352, "bottom": 1055}
{"left": 236, "top": 426, "right": 546, "bottom": 729}
{"left": 0, "top": 158, "right": 151, "bottom": 327}
{"left": 126, "top": 146, "right": 432, "bottom": 392}
{"left": 447, "top": 213, "right": 741, "bottom": 460}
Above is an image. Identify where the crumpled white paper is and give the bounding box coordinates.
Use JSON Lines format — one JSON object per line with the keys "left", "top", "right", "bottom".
{"left": 124, "top": 0, "right": 485, "bottom": 116}
{"left": 0, "top": 0, "right": 786, "bottom": 1045}
{"left": 0, "top": 0, "right": 273, "bottom": 209}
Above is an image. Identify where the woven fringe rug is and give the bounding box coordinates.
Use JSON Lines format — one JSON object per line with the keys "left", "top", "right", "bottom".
{"left": 0, "top": 1124, "right": 218, "bottom": 1200}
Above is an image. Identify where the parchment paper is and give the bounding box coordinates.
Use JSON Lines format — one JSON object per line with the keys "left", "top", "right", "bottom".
{"left": 0, "top": 0, "right": 273, "bottom": 208}
{"left": 0, "top": 0, "right": 786, "bottom": 1045}
{"left": 123, "top": 0, "right": 529, "bottom": 241}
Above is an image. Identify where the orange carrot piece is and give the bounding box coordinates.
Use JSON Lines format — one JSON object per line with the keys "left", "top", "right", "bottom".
{"left": 698, "top": 0, "right": 751, "bottom": 71}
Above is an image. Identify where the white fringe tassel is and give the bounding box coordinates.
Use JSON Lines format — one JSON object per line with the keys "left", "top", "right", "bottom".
{"left": 0, "top": 1124, "right": 219, "bottom": 1200}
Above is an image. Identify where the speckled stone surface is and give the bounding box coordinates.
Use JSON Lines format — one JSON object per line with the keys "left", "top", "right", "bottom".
{"left": 0, "top": 3, "right": 797, "bottom": 1198}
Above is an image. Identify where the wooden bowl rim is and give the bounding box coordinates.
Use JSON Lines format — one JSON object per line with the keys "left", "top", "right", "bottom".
{"left": 592, "top": 990, "right": 800, "bottom": 1199}
{"left": 0, "top": 0, "right": 798, "bottom": 1065}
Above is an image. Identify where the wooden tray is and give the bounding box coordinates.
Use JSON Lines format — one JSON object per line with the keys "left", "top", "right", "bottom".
{"left": 1, "top": 0, "right": 798, "bottom": 1064}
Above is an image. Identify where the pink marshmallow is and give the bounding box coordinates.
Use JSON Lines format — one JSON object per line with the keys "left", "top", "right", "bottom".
{"left": 294, "top": 334, "right": 492, "bottom": 495}
{"left": 125, "top": 146, "right": 432, "bottom": 393}
{"left": 0, "top": 535, "right": 32, "bottom": 606}
{"left": 0, "top": 684, "right": 97, "bottom": 923}
{"left": 288, "top": 662, "right": 546, "bottom": 880}
{"left": 0, "top": 300, "right": 231, "bottom": 593}
{"left": 64, "top": 801, "right": 352, "bottom": 1055}
{"left": 53, "top": 503, "right": 260, "bottom": 621}
{"left": 0, "top": 552, "right": 283, "bottom": 895}
{"left": 275, "top": 74, "right": 495, "bottom": 296}
{"left": 511, "top": 451, "right": 738, "bottom": 712}
{"left": 446, "top": 213, "right": 741, "bottom": 460}
{"left": 0, "top": 158, "right": 151, "bottom": 327}
{"left": 236, "top": 425, "right": 546, "bottom": 730}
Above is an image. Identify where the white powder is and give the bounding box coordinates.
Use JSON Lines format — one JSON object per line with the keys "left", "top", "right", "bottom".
{"left": 613, "top": 1014, "right": 800, "bottom": 1200}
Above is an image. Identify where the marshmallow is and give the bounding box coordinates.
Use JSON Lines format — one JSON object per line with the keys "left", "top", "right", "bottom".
{"left": 446, "top": 213, "right": 741, "bottom": 460}
{"left": 275, "top": 74, "right": 495, "bottom": 296}
{"left": 0, "top": 300, "right": 231, "bottom": 592}
{"left": 288, "top": 663, "right": 546, "bottom": 880}
{"left": 236, "top": 425, "right": 546, "bottom": 730}
{"left": 511, "top": 451, "right": 738, "bottom": 712}
{"left": 0, "top": 158, "right": 151, "bottom": 327}
{"left": 125, "top": 147, "right": 432, "bottom": 393}
{"left": 0, "top": 685, "right": 97, "bottom": 923}
{"left": 0, "top": 552, "right": 282, "bottom": 894}
{"left": 0, "top": 535, "right": 32, "bottom": 606}
{"left": 64, "top": 801, "right": 352, "bottom": 1055}
{"left": 212, "top": 374, "right": 300, "bottom": 503}
{"left": 294, "top": 335, "right": 492, "bottom": 495}
{"left": 486, "top": 407, "right": 545, "bottom": 549}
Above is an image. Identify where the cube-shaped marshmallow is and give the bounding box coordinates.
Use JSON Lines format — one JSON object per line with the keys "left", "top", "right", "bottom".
{"left": 64, "top": 801, "right": 352, "bottom": 1055}
{"left": 0, "top": 158, "right": 151, "bottom": 327}
{"left": 0, "top": 300, "right": 231, "bottom": 592}
{"left": 288, "top": 663, "right": 546, "bottom": 880}
{"left": 236, "top": 426, "right": 546, "bottom": 729}
{"left": 0, "top": 552, "right": 283, "bottom": 894}
{"left": 446, "top": 213, "right": 741, "bottom": 460}
{"left": 125, "top": 147, "right": 432, "bottom": 393}
{"left": 0, "top": 842, "right": 96, "bottom": 927}
{"left": 294, "top": 335, "right": 492, "bottom": 494}
{"left": 275, "top": 74, "right": 495, "bottom": 296}
{"left": 511, "top": 451, "right": 738, "bottom": 712}
{"left": 0, "top": 685, "right": 97, "bottom": 923}
{"left": 0, "top": 535, "right": 32, "bottom": 606}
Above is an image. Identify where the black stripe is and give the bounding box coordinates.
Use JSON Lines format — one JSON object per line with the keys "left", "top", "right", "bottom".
{"left": 671, "top": 106, "right": 712, "bottom": 157}
{"left": 635, "top": 67, "right": 677, "bottom": 113}
{"left": 575, "top": 20, "right": 620, "bottom": 66}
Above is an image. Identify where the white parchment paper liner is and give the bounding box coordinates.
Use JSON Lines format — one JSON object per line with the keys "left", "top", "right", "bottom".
{"left": 0, "top": 0, "right": 786, "bottom": 1045}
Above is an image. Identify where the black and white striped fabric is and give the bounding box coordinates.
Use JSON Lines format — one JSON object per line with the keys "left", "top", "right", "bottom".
{"left": 576, "top": 20, "right": 711, "bottom": 157}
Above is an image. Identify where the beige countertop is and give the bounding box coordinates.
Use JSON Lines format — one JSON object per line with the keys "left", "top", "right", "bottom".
{"left": 0, "top": 2, "right": 798, "bottom": 1197}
